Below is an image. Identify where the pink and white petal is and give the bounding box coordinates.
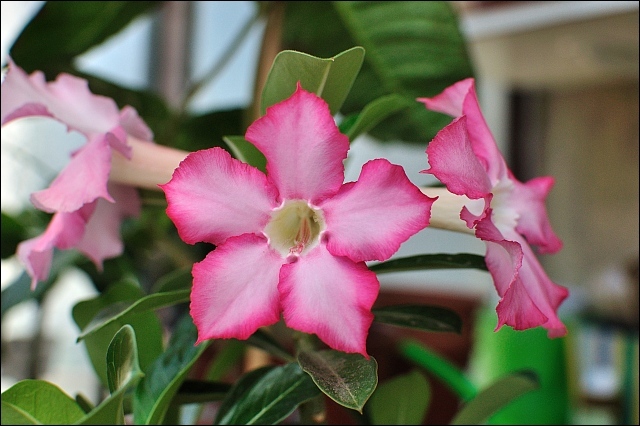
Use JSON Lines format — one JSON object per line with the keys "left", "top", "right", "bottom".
{"left": 417, "top": 78, "right": 473, "bottom": 117}
{"left": 495, "top": 278, "right": 549, "bottom": 332}
{"left": 279, "top": 246, "right": 379, "bottom": 357}
{"left": 161, "top": 148, "right": 279, "bottom": 245}
{"left": 30, "top": 135, "right": 114, "bottom": 213}
{"left": 510, "top": 175, "right": 563, "bottom": 254}
{"left": 321, "top": 159, "right": 434, "bottom": 263}
{"left": 190, "top": 234, "right": 284, "bottom": 344}
{"left": 76, "top": 184, "right": 140, "bottom": 269}
{"left": 17, "top": 206, "right": 94, "bottom": 289}
{"left": 245, "top": 84, "right": 349, "bottom": 203}
{"left": 119, "top": 105, "right": 153, "bottom": 142}
{"left": 423, "top": 116, "right": 492, "bottom": 199}
{"left": 2, "top": 59, "right": 120, "bottom": 134}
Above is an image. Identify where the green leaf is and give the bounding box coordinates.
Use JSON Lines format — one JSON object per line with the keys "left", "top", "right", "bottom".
{"left": 72, "top": 281, "right": 163, "bottom": 387}
{"left": 215, "top": 363, "right": 321, "bottom": 425}
{"left": 1, "top": 380, "right": 85, "bottom": 424}
{"left": 151, "top": 267, "right": 192, "bottom": 293}
{"left": 282, "top": 1, "right": 474, "bottom": 143}
{"left": 75, "top": 325, "right": 145, "bottom": 425}
{"left": 77, "top": 289, "right": 190, "bottom": 341}
{"left": 260, "top": 47, "right": 365, "bottom": 116}
{"left": 370, "top": 253, "right": 488, "bottom": 274}
{"left": 297, "top": 349, "right": 378, "bottom": 413}
{"left": 341, "top": 94, "right": 411, "bottom": 141}
{"left": 1, "top": 211, "right": 26, "bottom": 259}
{"left": 173, "top": 380, "right": 231, "bottom": 405}
{"left": 246, "top": 329, "right": 295, "bottom": 362}
{"left": 223, "top": 135, "right": 267, "bottom": 173}
{"left": 400, "top": 340, "right": 477, "bottom": 402}
{"left": 367, "top": 370, "right": 430, "bottom": 425}
{"left": 10, "top": 1, "right": 160, "bottom": 76}
{"left": 373, "top": 304, "right": 462, "bottom": 334}
{"left": 133, "top": 314, "right": 210, "bottom": 425}
{"left": 450, "top": 371, "right": 539, "bottom": 425}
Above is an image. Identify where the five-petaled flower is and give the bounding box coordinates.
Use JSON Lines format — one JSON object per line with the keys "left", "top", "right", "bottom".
{"left": 1, "top": 60, "right": 153, "bottom": 289}
{"left": 418, "top": 78, "right": 568, "bottom": 338}
{"left": 161, "top": 84, "right": 435, "bottom": 357}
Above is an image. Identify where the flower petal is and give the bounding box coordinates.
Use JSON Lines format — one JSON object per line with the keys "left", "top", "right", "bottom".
{"left": 190, "top": 234, "right": 284, "bottom": 343}
{"left": 511, "top": 175, "right": 563, "bottom": 254}
{"left": 423, "top": 116, "right": 492, "bottom": 199}
{"left": 279, "top": 246, "right": 379, "bottom": 357}
{"left": 30, "top": 135, "right": 114, "bottom": 213}
{"left": 417, "top": 78, "right": 473, "bottom": 117}
{"left": 76, "top": 184, "right": 140, "bottom": 269}
{"left": 245, "top": 84, "right": 349, "bottom": 204}
{"left": 321, "top": 158, "right": 434, "bottom": 262}
{"left": 161, "top": 148, "right": 278, "bottom": 245}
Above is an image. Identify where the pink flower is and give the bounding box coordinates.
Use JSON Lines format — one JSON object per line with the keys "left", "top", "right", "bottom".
{"left": 418, "top": 78, "right": 568, "bottom": 338}
{"left": 1, "top": 59, "right": 153, "bottom": 289}
{"left": 161, "top": 84, "right": 435, "bottom": 356}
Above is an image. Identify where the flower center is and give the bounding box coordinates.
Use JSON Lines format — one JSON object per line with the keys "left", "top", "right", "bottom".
{"left": 264, "top": 200, "right": 325, "bottom": 257}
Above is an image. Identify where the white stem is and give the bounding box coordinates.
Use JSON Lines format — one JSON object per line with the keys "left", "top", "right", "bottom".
{"left": 421, "top": 186, "right": 475, "bottom": 235}
{"left": 110, "top": 137, "right": 189, "bottom": 190}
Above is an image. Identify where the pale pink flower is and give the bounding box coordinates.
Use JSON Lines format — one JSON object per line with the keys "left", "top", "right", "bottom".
{"left": 1, "top": 60, "right": 153, "bottom": 288}
{"left": 418, "top": 78, "right": 568, "bottom": 338}
{"left": 161, "top": 85, "right": 435, "bottom": 356}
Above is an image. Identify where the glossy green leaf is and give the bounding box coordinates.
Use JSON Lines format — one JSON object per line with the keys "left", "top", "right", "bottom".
{"left": 400, "top": 340, "right": 477, "bottom": 402}
{"left": 450, "top": 371, "right": 539, "bottom": 425}
{"left": 1, "top": 380, "right": 85, "bottom": 424}
{"left": 133, "top": 314, "right": 210, "bottom": 425}
{"left": 370, "top": 253, "right": 488, "bottom": 274}
{"left": 282, "top": 1, "right": 474, "bottom": 143}
{"left": 373, "top": 304, "right": 462, "bottom": 334}
{"left": 215, "top": 363, "right": 321, "bottom": 425}
{"left": 77, "top": 289, "right": 189, "bottom": 341}
{"left": 72, "top": 281, "right": 163, "bottom": 387}
{"left": 10, "top": 1, "right": 160, "bottom": 76}
{"left": 75, "top": 325, "right": 145, "bottom": 425}
{"left": 223, "top": 135, "right": 267, "bottom": 173}
{"left": 246, "top": 329, "right": 295, "bottom": 362}
{"left": 367, "top": 370, "right": 430, "bottom": 425}
{"left": 260, "top": 47, "right": 365, "bottom": 116}
{"left": 341, "top": 94, "right": 411, "bottom": 141}
{"left": 297, "top": 349, "right": 378, "bottom": 413}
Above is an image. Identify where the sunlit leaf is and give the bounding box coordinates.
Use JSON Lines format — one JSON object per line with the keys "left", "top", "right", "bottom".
{"left": 77, "top": 289, "right": 189, "bottom": 341}
{"left": 367, "top": 370, "right": 430, "bottom": 425}
{"left": 450, "top": 371, "right": 539, "bottom": 425}
{"left": 370, "top": 253, "right": 487, "bottom": 274}
{"left": 215, "top": 363, "right": 321, "bottom": 425}
{"left": 373, "top": 304, "right": 462, "bottom": 334}
{"left": 1, "top": 380, "right": 85, "bottom": 424}
{"left": 133, "top": 314, "right": 210, "bottom": 425}
{"left": 400, "top": 340, "right": 477, "bottom": 402}
{"left": 260, "top": 47, "right": 365, "bottom": 116}
{"left": 297, "top": 349, "right": 377, "bottom": 413}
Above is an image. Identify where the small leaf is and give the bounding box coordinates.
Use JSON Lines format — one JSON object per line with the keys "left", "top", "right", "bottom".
{"left": 399, "top": 340, "right": 477, "bottom": 402}
{"left": 297, "top": 349, "right": 378, "bottom": 413}
{"left": 1, "top": 380, "right": 85, "bottom": 424}
{"left": 342, "top": 94, "right": 411, "bottom": 141}
{"left": 370, "top": 253, "right": 488, "bottom": 274}
{"left": 215, "top": 363, "right": 321, "bottom": 425}
{"left": 223, "top": 135, "right": 267, "bottom": 173}
{"left": 450, "top": 371, "right": 539, "bottom": 425}
{"left": 373, "top": 304, "right": 462, "bottom": 334}
{"left": 77, "top": 289, "right": 190, "bottom": 341}
{"left": 133, "top": 314, "right": 210, "bottom": 425}
{"left": 260, "top": 47, "right": 365, "bottom": 116}
{"left": 367, "top": 370, "right": 430, "bottom": 425}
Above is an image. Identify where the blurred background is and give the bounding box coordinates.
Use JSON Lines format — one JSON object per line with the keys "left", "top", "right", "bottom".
{"left": 1, "top": 1, "right": 638, "bottom": 424}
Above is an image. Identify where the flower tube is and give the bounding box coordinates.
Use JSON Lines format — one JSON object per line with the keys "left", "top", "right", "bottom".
{"left": 418, "top": 78, "right": 568, "bottom": 338}
{"left": 161, "top": 84, "right": 436, "bottom": 357}
{"left": 1, "top": 60, "right": 186, "bottom": 288}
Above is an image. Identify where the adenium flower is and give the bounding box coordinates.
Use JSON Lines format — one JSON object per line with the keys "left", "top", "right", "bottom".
{"left": 0, "top": 60, "right": 178, "bottom": 289}
{"left": 161, "top": 84, "right": 435, "bottom": 356}
{"left": 418, "top": 78, "right": 568, "bottom": 338}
